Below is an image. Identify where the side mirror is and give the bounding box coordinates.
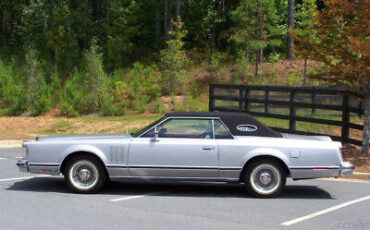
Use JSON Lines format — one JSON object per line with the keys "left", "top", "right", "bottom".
{"left": 152, "top": 127, "right": 159, "bottom": 142}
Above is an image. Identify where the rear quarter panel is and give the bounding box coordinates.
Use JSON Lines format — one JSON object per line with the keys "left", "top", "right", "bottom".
{"left": 218, "top": 136, "right": 342, "bottom": 179}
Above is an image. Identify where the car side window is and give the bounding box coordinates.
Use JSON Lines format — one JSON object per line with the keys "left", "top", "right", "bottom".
{"left": 213, "top": 119, "right": 233, "bottom": 139}
{"left": 141, "top": 118, "right": 213, "bottom": 139}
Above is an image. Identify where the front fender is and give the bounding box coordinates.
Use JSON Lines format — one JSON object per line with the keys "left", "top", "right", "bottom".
{"left": 59, "top": 145, "right": 108, "bottom": 167}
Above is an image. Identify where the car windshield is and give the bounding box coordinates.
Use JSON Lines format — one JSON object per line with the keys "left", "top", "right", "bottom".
{"left": 132, "top": 117, "right": 165, "bottom": 137}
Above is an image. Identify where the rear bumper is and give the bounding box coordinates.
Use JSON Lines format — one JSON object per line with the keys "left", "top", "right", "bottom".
{"left": 290, "top": 162, "right": 355, "bottom": 179}
{"left": 16, "top": 159, "right": 29, "bottom": 173}
{"left": 340, "top": 162, "right": 355, "bottom": 176}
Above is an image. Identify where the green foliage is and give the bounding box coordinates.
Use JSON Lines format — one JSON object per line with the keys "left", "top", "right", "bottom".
{"left": 114, "top": 63, "right": 162, "bottom": 114}
{"left": 160, "top": 19, "right": 190, "bottom": 97}
{"left": 0, "top": 61, "right": 27, "bottom": 115}
{"left": 229, "top": 61, "right": 250, "bottom": 84}
{"left": 25, "top": 48, "right": 51, "bottom": 116}
{"left": 231, "top": 0, "right": 284, "bottom": 61}
{"left": 59, "top": 70, "right": 84, "bottom": 117}
{"left": 294, "top": 0, "right": 318, "bottom": 59}
{"left": 0, "top": 0, "right": 332, "bottom": 117}
{"left": 59, "top": 41, "right": 115, "bottom": 117}
{"left": 83, "top": 40, "right": 111, "bottom": 113}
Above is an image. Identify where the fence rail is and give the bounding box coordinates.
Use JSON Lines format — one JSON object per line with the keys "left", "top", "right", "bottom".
{"left": 209, "top": 84, "right": 364, "bottom": 146}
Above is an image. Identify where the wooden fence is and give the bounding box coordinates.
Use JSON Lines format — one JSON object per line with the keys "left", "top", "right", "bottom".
{"left": 209, "top": 84, "right": 364, "bottom": 146}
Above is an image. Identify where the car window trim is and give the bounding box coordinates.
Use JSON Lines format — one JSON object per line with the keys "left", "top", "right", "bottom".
{"left": 138, "top": 116, "right": 219, "bottom": 139}
{"left": 213, "top": 118, "right": 234, "bottom": 139}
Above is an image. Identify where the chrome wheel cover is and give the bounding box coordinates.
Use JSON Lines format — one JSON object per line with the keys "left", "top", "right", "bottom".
{"left": 69, "top": 160, "right": 99, "bottom": 190}
{"left": 250, "top": 164, "right": 281, "bottom": 195}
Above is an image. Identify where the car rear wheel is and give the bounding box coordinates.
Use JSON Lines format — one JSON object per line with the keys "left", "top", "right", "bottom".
{"left": 64, "top": 155, "right": 106, "bottom": 194}
{"left": 244, "top": 159, "right": 286, "bottom": 198}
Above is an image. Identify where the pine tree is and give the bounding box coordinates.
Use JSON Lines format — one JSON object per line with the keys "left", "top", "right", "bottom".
{"left": 160, "top": 19, "right": 189, "bottom": 109}
{"left": 25, "top": 48, "right": 51, "bottom": 116}
{"left": 231, "top": 0, "right": 282, "bottom": 78}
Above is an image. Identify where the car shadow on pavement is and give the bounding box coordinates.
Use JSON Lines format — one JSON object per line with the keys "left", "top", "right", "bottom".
{"left": 7, "top": 177, "right": 332, "bottom": 199}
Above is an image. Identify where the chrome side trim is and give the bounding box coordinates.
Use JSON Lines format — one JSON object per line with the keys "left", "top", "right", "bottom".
{"left": 138, "top": 116, "right": 234, "bottom": 139}
{"left": 109, "top": 175, "right": 239, "bottom": 183}
{"left": 27, "top": 162, "right": 60, "bottom": 175}
{"left": 107, "top": 165, "right": 242, "bottom": 171}
{"left": 16, "top": 159, "right": 29, "bottom": 173}
{"left": 290, "top": 166, "right": 340, "bottom": 170}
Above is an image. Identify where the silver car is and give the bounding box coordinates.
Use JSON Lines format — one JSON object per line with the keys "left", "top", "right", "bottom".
{"left": 17, "top": 112, "right": 354, "bottom": 197}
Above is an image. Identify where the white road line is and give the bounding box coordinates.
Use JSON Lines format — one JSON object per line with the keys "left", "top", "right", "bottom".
{"left": 0, "top": 175, "right": 51, "bottom": 182}
{"left": 110, "top": 189, "right": 178, "bottom": 202}
{"left": 281, "top": 195, "right": 370, "bottom": 226}
{"left": 0, "top": 176, "right": 35, "bottom": 182}
{"left": 0, "top": 157, "right": 5, "bottom": 160}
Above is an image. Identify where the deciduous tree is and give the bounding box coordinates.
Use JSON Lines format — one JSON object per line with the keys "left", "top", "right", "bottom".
{"left": 296, "top": 0, "right": 370, "bottom": 154}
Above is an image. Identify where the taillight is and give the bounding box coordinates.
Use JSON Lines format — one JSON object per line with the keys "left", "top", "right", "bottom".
{"left": 340, "top": 147, "right": 347, "bottom": 161}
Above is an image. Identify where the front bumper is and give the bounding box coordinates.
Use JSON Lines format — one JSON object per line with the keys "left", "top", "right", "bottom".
{"left": 340, "top": 162, "right": 355, "bottom": 176}
{"left": 16, "top": 159, "right": 29, "bottom": 173}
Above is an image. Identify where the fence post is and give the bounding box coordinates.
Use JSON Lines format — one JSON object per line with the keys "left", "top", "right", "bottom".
{"left": 265, "top": 89, "right": 269, "bottom": 113}
{"left": 341, "top": 94, "right": 349, "bottom": 143}
{"left": 239, "top": 86, "right": 244, "bottom": 111}
{"left": 244, "top": 87, "right": 250, "bottom": 112}
{"left": 311, "top": 87, "right": 316, "bottom": 115}
{"left": 209, "top": 84, "right": 215, "bottom": 112}
{"left": 289, "top": 89, "right": 296, "bottom": 131}
{"left": 359, "top": 100, "right": 362, "bottom": 118}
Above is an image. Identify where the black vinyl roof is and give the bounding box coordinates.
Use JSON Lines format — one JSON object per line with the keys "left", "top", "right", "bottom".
{"left": 165, "top": 112, "right": 282, "bottom": 138}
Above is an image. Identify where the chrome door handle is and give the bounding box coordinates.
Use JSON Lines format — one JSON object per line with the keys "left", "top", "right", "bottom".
{"left": 202, "top": 147, "right": 215, "bottom": 151}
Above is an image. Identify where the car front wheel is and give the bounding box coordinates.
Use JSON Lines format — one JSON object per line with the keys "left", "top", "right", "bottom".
{"left": 244, "top": 159, "right": 286, "bottom": 198}
{"left": 64, "top": 155, "right": 107, "bottom": 194}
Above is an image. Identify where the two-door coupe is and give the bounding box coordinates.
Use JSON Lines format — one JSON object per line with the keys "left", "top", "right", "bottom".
{"left": 17, "top": 112, "right": 354, "bottom": 197}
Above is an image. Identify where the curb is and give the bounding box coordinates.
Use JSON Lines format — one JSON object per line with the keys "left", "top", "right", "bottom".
{"left": 0, "top": 140, "right": 24, "bottom": 148}
{"left": 347, "top": 172, "right": 370, "bottom": 181}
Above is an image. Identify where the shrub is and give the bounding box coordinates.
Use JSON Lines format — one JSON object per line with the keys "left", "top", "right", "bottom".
{"left": 59, "top": 41, "right": 116, "bottom": 116}
{"left": 160, "top": 19, "right": 189, "bottom": 99}
{"left": 114, "top": 63, "right": 162, "bottom": 114}
{"left": 25, "top": 48, "right": 51, "bottom": 116}
{"left": 0, "top": 61, "right": 27, "bottom": 115}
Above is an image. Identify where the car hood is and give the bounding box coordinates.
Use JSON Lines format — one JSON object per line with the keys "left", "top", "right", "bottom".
{"left": 36, "top": 133, "right": 132, "bottom": 142}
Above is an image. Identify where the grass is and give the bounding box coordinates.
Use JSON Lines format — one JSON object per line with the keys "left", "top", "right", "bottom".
{"left": 82, "top": 114, "right": 162, "bottom": 123}
{"left": 0, "top": 112, "right": 362, "bottom": 144}
{"left": 37, "top": 120, "right": 74, "bottom": 135}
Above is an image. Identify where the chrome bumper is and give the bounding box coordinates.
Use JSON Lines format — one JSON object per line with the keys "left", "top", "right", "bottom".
{"left": 16, "top": 159, "right": 29, "bottom": 173}
{"left": 340, "top": 162, "right": 355, "bottom": 176}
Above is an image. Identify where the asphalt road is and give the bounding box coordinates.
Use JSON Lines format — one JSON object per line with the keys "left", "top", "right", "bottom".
{"left": 1, "top": 147, "right": 369, "bottom": 230}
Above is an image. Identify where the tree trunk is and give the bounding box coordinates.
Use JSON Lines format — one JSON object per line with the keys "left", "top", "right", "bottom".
{"left": 176, "top": 0, "right": 181, "bottom": 20}
{"left": 9, "top": 0, "right": 15, "bottom": 43}
{"left": 362, "top": 95, "right": 370, "bottom": 155}
{"left": 287, "top": 0, "right": 295, "bottom": 60}
{"left": 303, "top": 58, "right": 307, "bottom": 85}
{"left": 155, "top": 1, "right": 160, "bottom": 50}
{"left": 209, "top": 24, "right": 215, "bottom": 63}
{"left": 257, "top": 0, "right": 263, "bottom": 64}
{"left": 255, "top": 50, "right": 259, "bottom": 78}
{"left": 107, "top": 0, "right": 111, "bottom": 24}
{"left": 259, "top": 47, "right": 263, "bottom": 63}
{"left": 245, "top": 46, "right": 249, "bottom": 60}
{"left": 164, "top": 0, "right": 169, "bottom": 46}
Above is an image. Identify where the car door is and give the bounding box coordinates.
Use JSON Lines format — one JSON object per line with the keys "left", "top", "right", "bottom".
{"left": 128, "top": 118, "right": 219, "bottom": 178}
{"left": 213, "top": 119, "right": 241, "bottom": 179}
